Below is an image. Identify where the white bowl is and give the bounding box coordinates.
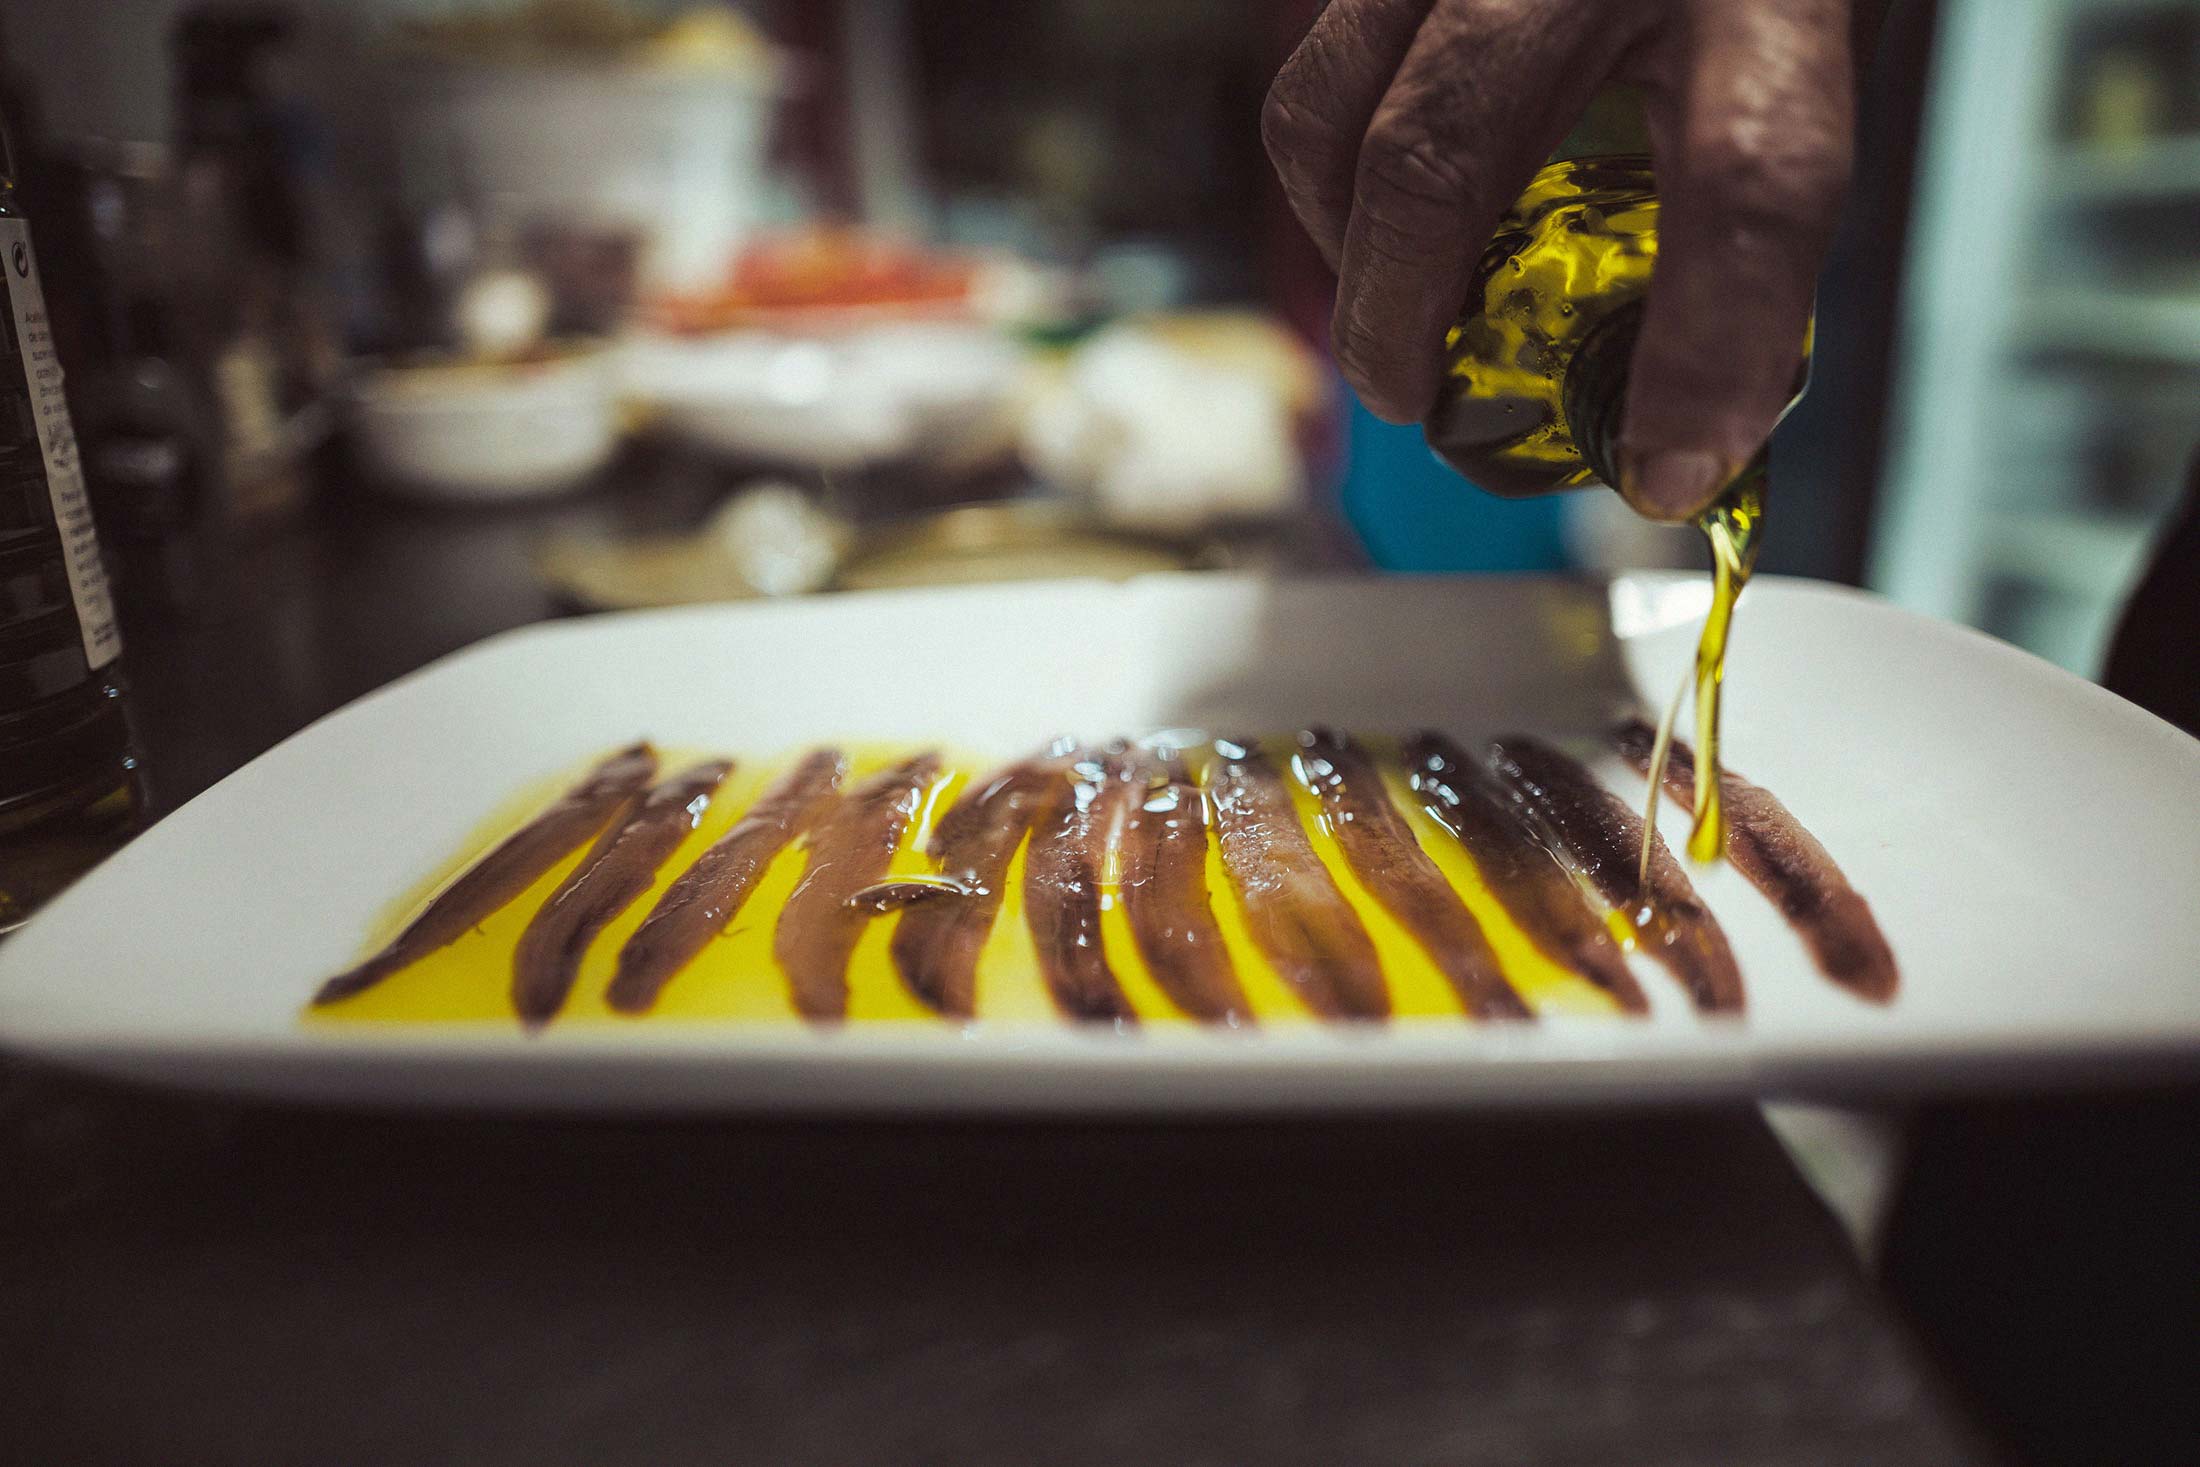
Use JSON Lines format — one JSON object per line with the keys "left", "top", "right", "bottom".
{"left": 617, "top": 326, "right": 1027, "bottom": 472}
{"left": 397, "top": 61, "right": 780, "bottom": 294}
{"left": 351, "top": 350, "right": 621, "bottom": 503}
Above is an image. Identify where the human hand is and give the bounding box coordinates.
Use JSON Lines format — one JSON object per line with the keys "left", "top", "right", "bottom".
{"left": 1263, "top": 0, "right": 1859, "bottom": 520}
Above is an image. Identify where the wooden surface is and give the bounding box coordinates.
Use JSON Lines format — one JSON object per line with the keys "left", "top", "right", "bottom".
{"left": 0, "top": 471, "right": 1992, "bottom": 1465}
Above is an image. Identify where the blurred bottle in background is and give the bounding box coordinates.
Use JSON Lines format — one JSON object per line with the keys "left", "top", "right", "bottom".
{"left": 0, "top": 99, "right": 145, "bottom": 932}
{"left": 167, "top": 3, "right": 336, "bottom": 530}
{"left": 41, "top": 139, "right": 215, "bottom": 596}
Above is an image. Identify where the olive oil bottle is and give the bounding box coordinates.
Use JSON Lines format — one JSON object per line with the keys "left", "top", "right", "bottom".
{"left": 1426, "top": 110, "right": 1794, "bottom": 871}
{"left": 0, "top": 108, "right": 142, "bottom": 932}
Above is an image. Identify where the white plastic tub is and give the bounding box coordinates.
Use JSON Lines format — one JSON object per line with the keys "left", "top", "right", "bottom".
{"left": 350, "top": 349, "right": 621, "bottom": 503}
{"left": 397, "top": 60, "right": 779, "bottom": 293}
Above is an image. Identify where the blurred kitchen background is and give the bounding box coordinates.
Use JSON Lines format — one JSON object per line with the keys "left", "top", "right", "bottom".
{"left": 3, "top": 0, "right": 2196, "bottom": 682}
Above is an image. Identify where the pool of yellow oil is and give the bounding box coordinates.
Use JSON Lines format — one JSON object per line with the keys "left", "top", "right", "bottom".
{"left": 311, "top": 737, "right": 1628, "bottom": 1029}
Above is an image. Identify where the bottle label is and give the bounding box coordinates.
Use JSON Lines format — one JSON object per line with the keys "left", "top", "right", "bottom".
{"left": 2, "top": 218, "right": 121, "bottom": 671}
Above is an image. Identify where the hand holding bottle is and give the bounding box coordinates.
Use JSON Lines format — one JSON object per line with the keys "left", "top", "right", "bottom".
{"left": 1262, "top": 0, "right": 1870, "bottom": 521}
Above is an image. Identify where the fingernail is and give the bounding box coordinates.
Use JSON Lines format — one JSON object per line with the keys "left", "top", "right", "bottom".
{"left": 1620, "top": 449, "right": 1733, "bottom": 523}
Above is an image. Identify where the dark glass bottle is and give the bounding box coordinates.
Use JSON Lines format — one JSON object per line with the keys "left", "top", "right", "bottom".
{"left": 0, "top": 113, "right": 142, "bottom": 932}
{"left": 1425, "top": 154, "right": 1663, "bottom": 498}
{"left": 1422, "top": 109, "right": 1793, "bottom": 865}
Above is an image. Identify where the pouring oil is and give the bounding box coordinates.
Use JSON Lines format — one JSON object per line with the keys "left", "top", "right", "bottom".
{"left": 1425, "top": 142, "right": 1796, "bottom": 882}
{"left": 1634, "top": 469, "right": 1765, "bottom": 883}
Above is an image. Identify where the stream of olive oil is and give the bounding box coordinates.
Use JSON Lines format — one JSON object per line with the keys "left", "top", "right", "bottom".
{"left": 1422, "top": 156, "right": 1785, "bottom": 892}
{"left": 1637, "top": 470, "right": 1766, "bottom": 886}
{"left": 312, "top": 738, "right": 1627, "bottom": 1028}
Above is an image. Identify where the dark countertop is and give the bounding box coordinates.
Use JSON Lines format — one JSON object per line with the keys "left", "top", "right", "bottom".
{"left": 0, "top": 465, "right": 1994, "bottom": 1466}
{"left": 2, "top": 1103, "right": 1987, "bottom": 1467}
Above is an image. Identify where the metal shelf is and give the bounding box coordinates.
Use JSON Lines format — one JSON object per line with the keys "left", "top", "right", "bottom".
{"left": 1871, "top": 0, "right": 2195, "bottom": 678}
{"left": 1981, "top": 508, "right": 2162, "bottom": 594}
{"left": 2015, "top": 292, "right": 2200, "bottom": 364}
{"left": 2045, "top": 134, "right": 2200, "bottom": 205}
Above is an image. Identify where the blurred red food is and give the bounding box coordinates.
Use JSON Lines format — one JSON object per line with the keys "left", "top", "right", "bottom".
{"left": 649, "top": 228, "right": 977, "bottom": 333}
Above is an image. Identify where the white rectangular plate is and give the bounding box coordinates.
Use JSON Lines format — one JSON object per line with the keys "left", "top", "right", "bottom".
{"left": 2, "top": 573, "right": 2196, "bottom": 1112}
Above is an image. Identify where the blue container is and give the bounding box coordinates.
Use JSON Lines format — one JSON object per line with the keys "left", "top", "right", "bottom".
{"left": 1335, "top": 397, "right": 1571, "bottom": 574}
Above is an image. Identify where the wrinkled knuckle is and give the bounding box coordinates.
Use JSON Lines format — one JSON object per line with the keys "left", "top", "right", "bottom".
{"left": 1260, "top": 86, "right": 1315, "bottom": 170}
{"left": 1330, "top": 311, "right": 1426, "bottom": 422}
{"left": 1330, "top": 307, "right": 1383, "bottom": 381}
{"left": 1695, "top": 130, "right": 1850, "bottom": 247}
{"left": 1356, "top": 124, "right": 1479, "bottom": 228}
{"left": 1330, "top": 311, "right": 1407, "bottom": 414}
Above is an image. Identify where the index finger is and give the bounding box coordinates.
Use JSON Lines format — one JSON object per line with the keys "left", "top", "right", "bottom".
{"left": 1262, "top": 0, "right": 1435, "bottom": 270}
{"left": 1330, "top": 0, "right": 1629, "bottom": 422}
{"left": 1620, "top": 0, "right": 1854, "bottom": 520}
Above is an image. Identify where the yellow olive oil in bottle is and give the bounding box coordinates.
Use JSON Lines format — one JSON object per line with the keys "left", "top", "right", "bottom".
{"left": 1425, "top": 95, "right": 1790, "bottom": 875}
{"left": 0, "top": 108, "right": 143, "bottom": 932}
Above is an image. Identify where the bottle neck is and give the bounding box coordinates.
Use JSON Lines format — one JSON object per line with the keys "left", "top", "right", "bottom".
{"left": 0, "top": 105, "right": 18, "bottom": 211}
{"left": 1563, "top": 300, "right": 1795, "bottom": 507}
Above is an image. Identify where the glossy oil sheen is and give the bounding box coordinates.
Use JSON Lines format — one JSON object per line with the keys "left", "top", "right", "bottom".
{"left": 310, "top": 739, "right": 1627, "bottom": 1029}
{"left": 1427, "top": 157, "right": 1659, "bottom": 500}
